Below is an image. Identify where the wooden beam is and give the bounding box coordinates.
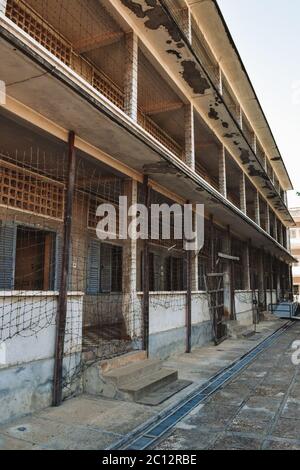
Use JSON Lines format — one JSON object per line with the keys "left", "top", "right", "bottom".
{"left": 74, "top": 31, "right": 124, "bottom": 53}
{"left": 52, "top": 131, "right": 76, "bottom": 407}
{"left": 143, "top": 101, "right": 183, "bottom": 115}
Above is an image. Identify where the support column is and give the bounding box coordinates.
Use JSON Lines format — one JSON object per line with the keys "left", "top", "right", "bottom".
{"left": 142, "top": 176, "right": 150, "bottom": 355}
{"left": 53, "top": 131, "right": 76, "bottom": 407}
{"left": 253, "top": 134, "right": 257, "bottom": 154}
{"left": 219, "top": 67, "right": 223, "bottom": 95}
{"left": 239, "top": 106, "right": 243, "bottom": 129}
{"left": 219, "top": 146, "right": 227, "bottom": 198}
{"left": 124, "top": 32, "right": 138, "bottom": 121}
{"left": 274, "top": 216, "right": 278, "bottom": 241}
{"left": 0, "top": 0, "right": 7, "bottom": 15}
{"left": 122, "top": 179, "right": 138, "bottom": 344}
{"left": 266, "top": 204, "right": 270, "bottom": 234}
{"left": 223, "top": 225, "right": 233, "bottom": 320}
{"left": 258, "top": 247, "right": 265, "bottom": 312}
{"left": 240, "top": 173, "right": 247, "bottom": 214}
{"left": 184, "top": 104, "right": 195, "bottom": 170}
{"left": 186, "top": 248, "right": 192, "bottom": 353}
{"left": 181, "top": 7, "right": 192, "bottom": 43}
{"left": 242, "top": 241, "right": 251, "bottom": 291}
{"left": 254, "top": 190, "right": 260, "bottom": 226}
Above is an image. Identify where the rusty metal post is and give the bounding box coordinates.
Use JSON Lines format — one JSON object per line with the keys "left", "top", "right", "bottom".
{"left": 142, "top": 175, "right": 150, "bottom": 356}
{"left": 52, "top": 131, "right": 76, "bottom": 407}
{"left": 185, "top": 203, "right": 192, "bottom": 353}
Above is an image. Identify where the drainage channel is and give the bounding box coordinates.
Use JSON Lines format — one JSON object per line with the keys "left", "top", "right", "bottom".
{"left": 109, "top": 321, "right": 293, "bottom": 451}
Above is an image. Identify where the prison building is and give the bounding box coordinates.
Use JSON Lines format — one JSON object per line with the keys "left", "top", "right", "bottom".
{"left": 290, "top": 208, "right": 300, "bottom": 301}
{"left": 0, "top": 0, "right": 295, "bottom": 422}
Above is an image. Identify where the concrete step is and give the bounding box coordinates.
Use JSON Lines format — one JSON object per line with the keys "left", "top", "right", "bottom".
{"left": 119, "top": 368, "right": 178, "bottom": 401}
{"left": 137, "top": 379, "right": 192, "bottom": 406}
{"left": 103, "top": 359, "right": 162, "bottom": 387}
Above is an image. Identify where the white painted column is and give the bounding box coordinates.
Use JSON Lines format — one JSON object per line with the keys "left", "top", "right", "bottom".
{"left": 266, "top": 204, "right": 270, "bottom": 234}
{"left": 253, "top": 134, "right": 257, "bottom": 154}
{"left": 191, "top": 210, "right": 199, "bottom": 292}
{"left": 218, "top": 67, "right": 223, "bottom": 95}
{"left": 219, "top": 146, "right": 227, "bottom": 198}
{"left": 240, "top": 173, "right": 247, "bottom": 214}
{"left": 223, "top": 226, "right": 232, "bottom": 320}
{"left": 254, "top": 190, "right": 260, "bottom": 226}
{"left": 122, "top": 179, "right": 139, "bottom": 342}
{"left": 184, "top": 103, "right": 195, "bottom": 171}
{"left": 182, "top": 7, "right": 192, "bottom": 43}
{"left": 124, "top": 32, "right": 138, "bottom": 121}
{"left": 239, "top": 106, "right": 243, "bottom": 129}
{"left": 0, "top": 0, "right": 7, "bottom": 16}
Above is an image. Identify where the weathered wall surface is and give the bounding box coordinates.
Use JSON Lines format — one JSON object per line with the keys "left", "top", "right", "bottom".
{"left": 0, "top": 294, "right": 83, "bottom": 424}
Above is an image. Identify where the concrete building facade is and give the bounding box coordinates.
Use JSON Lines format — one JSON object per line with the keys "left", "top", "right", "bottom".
{"left": 0, "top": 0, "right": 295, "bottom": 423}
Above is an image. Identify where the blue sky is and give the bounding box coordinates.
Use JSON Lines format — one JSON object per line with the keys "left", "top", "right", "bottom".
{"left": 217, "top": 0, "right": 300, "bottom": 207}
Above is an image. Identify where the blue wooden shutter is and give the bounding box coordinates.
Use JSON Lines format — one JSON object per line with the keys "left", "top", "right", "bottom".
{"left": 87, "top": 239, "right": 101, "bottom": 294}
{"left": 100, "top": 243, "right": 112, "bottom": 293}
{"left": 0, "top": 222, "right": 17, "bottom": 290}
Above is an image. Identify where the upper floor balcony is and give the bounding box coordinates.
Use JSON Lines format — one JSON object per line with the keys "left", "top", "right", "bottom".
{"left": 0, "top": 0, "right": 293, "bottom": 251}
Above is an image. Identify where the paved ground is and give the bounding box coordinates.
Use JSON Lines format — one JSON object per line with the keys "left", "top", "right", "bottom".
{"left": 154, "top": 322, "right": 300, "bottom": 450}
{"left": 0, "top": 318, "right": 299, "bottom": 450}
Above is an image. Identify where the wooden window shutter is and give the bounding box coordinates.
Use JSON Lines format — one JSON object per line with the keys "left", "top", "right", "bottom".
{"left": 86, "top": 239, "right": 101, "bottom": 295}
{"left": 100, "top": 243, "right": 112, "bottom": 293}
{"left": 0, "top": 221, "right": 17, "bottom": 290}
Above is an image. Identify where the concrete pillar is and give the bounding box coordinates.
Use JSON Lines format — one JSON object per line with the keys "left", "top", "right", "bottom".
{"left": 253, "top": 134, "right": 257, "bottom": 154}
{"left": 258, "top": 247, "right": 265, "bottom": 310}
{"left": 266, "top": 204, "right": 270, "bottom": 234}
{"left": 0, "top": 0, "right": 7, "bottom": 15}
{"left": 223, "top": 226, "right": 233, "bottom": 320}
{"left": 219, "top": 67, "right": 223, "bottom": 95}
{"left": 242, "top": 241, "right": 251, "bottom": 291}
{"left": 239, "top": 106, "right": 243, "bottom": 129}
{"left": 124, "top": 32, "right": 138, "bottom": 121}
{"left": 240, "top": 173, "right": 247, "bottom": 214}
{"left": 184, "top": 104, "right": 195, "bottom": 171}
{"left": 274, "top": 216, "right": 278, "bottom": 241}
{"left": 279, "top": 223, "right": 284, "bottom": 246}
{"left": 191, "top": 209, "right": 199, "bottom": 291}
{"left": 219, "top": 146, "right": 227, "bottom": 198}
{"left": 254, "top": 191, "right": 260, "bottom": 226}
{"left": 181, "top": 8, "right": 192, "bottom": 43}
{"left": 122, "top": 179, "right": 139, "bottom": 343}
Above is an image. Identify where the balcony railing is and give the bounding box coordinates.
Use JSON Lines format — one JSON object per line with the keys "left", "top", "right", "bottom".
{"left": 6, "top": 0, "right": 184, "bottom": 161}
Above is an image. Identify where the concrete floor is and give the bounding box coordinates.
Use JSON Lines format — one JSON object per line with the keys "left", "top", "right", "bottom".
{"left": 0, "top": 318, "right": 299, "bottom": 450}
{"left": 154, "top": 322, "right": 300, "bottom": 450}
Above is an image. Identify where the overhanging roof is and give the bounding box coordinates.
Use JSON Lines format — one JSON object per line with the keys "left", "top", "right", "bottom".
{"left": 186, "top": 0, "right": 293, "bottom": 191}
{"left": 0, "top": 20, "right": 295, "bottom": 263}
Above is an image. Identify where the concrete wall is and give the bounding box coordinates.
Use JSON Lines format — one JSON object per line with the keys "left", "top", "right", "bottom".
{"left": 234, "top": 291, "right": 253, "bottom": 326}
{"left": 137, "top": 292, "right": 212, "bottom": 359}
{"left": 0, "top": 292, "right": 83, "bottom": 424}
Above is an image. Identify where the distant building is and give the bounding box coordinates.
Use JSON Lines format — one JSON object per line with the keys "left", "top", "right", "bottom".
{"left": 289, "top": 208, "right": 300, "bottom": 300}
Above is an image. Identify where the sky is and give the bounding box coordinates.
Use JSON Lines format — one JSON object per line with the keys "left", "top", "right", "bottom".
{"left": 217, "top": 0, "right": 300, "bottom": 208}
